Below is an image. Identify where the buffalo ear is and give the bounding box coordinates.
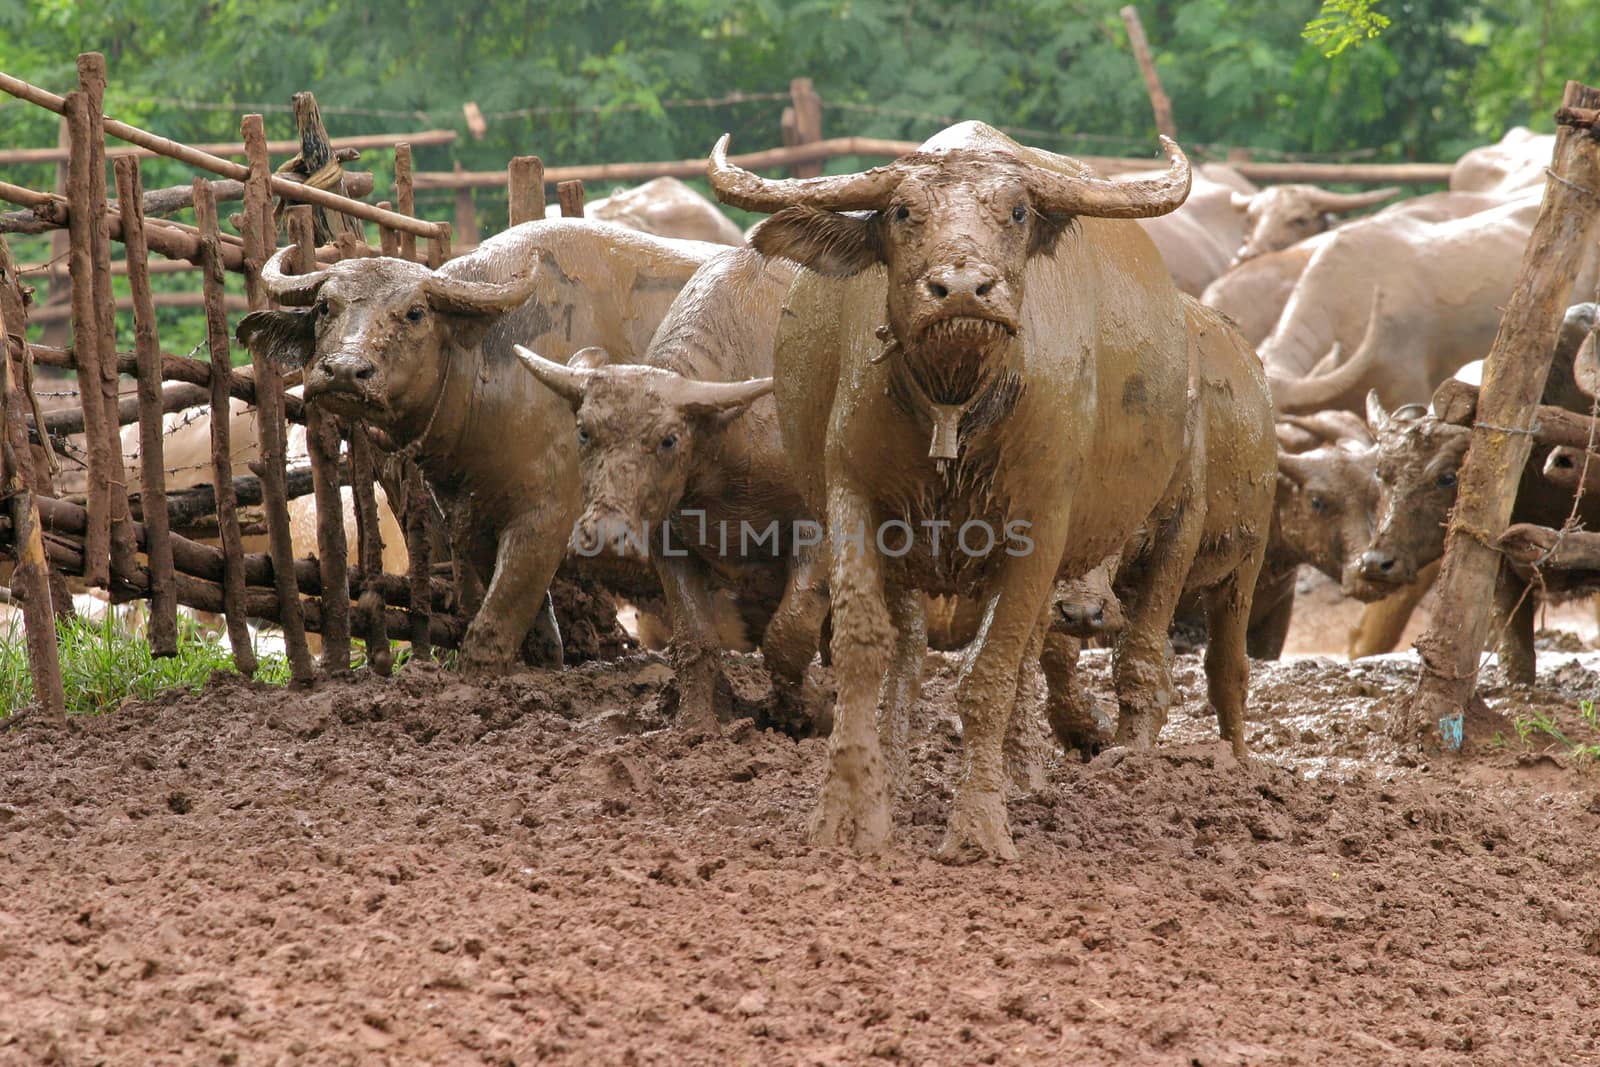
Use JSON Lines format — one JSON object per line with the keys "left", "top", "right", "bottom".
{"left": 749, "top": 206, "right": 883, "bottom": 277}
{"left": 236, "top": 310, "right": 316, "bottom": 369}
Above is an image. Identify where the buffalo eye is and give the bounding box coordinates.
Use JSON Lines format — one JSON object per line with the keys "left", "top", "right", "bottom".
{"left": 1309, "top": 495, "right": 1328, "bottom": 514}
{"left": 315, "top": 298, "right": 331, "bottom": 318}
{"left": 576, "top": 425, "right": 590, "bottom": 446}
{"left": 659, "top": 433, "right": 678, "bottom": 452}
{"left": 893, "top": 205, "right": 910, "bottom": 222}
{"left": 1011, "top": 205, "right": 1027, "bottom": 223}
{"left": 1436, "top": 471, "right": 1457, "bottom": 489}
{"left": 405, "top": 305, "right": 425, "bottom": 324}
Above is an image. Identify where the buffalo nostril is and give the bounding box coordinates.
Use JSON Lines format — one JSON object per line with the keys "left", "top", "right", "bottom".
{"left": 354, "top": 364, "right": 376, "bottom": 381}
{"left": 975, "top": 281, "right": 993, "bottom": 297}
{"left": 1089, "top": 607, "right": 1104, "bottom": 628}
{"left": 927, "top": 281, "right": 949, "bottom": 299}
{"left": 1378, "top": 558, "right": 1394, "bottom": 573}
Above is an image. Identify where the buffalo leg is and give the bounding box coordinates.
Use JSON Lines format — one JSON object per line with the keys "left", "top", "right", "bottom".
{"left": 1245, "top": 567, "right": 1296, "bottom": 661}
{"left": 1347, "top": 559, "right": 1437, "bottom": 660}
{"left": 1206, "top": 547, "right": 1267, "bottom": 759}
{"left": 655, "top": 552, "right": 727, "bottom": 737}
{"left": 761, "top": 540, "right": 831, "bottom": 731}
{"left": 879, "top": 586, "right": 927, "bottom": 794}
{"left": 810, "top": 484, "right": 895, "bottom": 854}
{"left": 1114, "top": 486, "right": 1205, "bottom": 748}
{"left": 459, "top": 514, "right": 565, "bottom": 679}
{"left": 1494, "top": 572, "right": 1538, "bottom": 686}
{"left": 938, "top": 516, "right": 1067, "bottom": 864}
{"left": 1002, "top": 610, "right": 1051, "bottom": 794}
{"left": 1042, "top": 630, "right": 1104, "bottom": 756}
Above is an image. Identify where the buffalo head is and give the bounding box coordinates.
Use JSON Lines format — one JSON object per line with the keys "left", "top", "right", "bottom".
{"left": 708, "top": 129, "right": 1190, "bottom": 404}
{"left": 514, "top": 344, "right": 772, "bottom": 559}
{"left": 1347, "top": 391, "right": 1458, "bottom": 599}
{"left": 237, "top": 249, "right": 534, "bottom": 439}
{"left": 1230, "top": 185, "right": 1398, "bottom": 266}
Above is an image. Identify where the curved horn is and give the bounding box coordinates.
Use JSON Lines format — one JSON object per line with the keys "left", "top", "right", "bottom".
{"left": 1229, "top": 190, "right": 1255, "bottom": 212}
{"left": 707, "top": 133, "right": 903, "bottom": 214}
{"left": 513, "top": 343, "right": 592, "bottom": 406}
{"left": 259, "top": 245, "right": 330, "bottom": 307}
{"left": 424, "top": 271, "right": 535, "bottom": 317}
{"left": 669, "top": 374, "right": 775, "bottom": 417}
{"left": 1365, "top": 389, "right": 1391, "bottom": 435}
{"left": 1283, "top": 409, "right": 1374, "bottom": 448}
{"left": 1304, "top": 186, "right": 1401, "bottom": 213}
{"left": 1033, "top": 135, "right": 1191, "bottom": 219}
{"left": 1276, "top": 450, "right": 1317, "bottom": 486}
{"left": 1269, "top": 288, "right": 1388, "bottom": 416}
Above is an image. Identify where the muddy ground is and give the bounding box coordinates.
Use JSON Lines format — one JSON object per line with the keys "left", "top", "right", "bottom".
{"left": 5, "top": 598, "right": 1600, "bottom": 1065}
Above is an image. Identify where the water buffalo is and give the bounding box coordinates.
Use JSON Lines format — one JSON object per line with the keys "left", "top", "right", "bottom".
{"left": 1129, "top": 162, "right": 1255, "bottom": 295}
{"left": 237, "top": 219, "right": 722, "bottom": 677}
{"left": 1228, "top": 184, "right": 1398, "bottom": 266}
{"left": 547, "top": 176, "right": 745, "bottom": 246}
{"left": 514, "top": 247, "right": 826, "bottom": 734}
{"left": 713, "top": 122, "right": 1272, "bottom": 860}
{"left": 1451, "top": 127, "right": 1556, "bottom": 196}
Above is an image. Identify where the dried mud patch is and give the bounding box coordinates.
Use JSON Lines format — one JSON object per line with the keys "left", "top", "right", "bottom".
{"left": 2, "top": 653, "right": 1599, "bottom": 1065}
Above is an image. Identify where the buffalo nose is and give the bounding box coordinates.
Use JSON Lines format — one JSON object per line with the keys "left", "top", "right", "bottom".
{"left": 1358, "top": 549, "right": 1398, "bottom": 579}
{"left": 924, "top": 265, "right": 999, "bottom": 302}
{"left": 1057, "top": 602, "right": 1105, "bottom": 633}
{"left": 321, "top": 354, "right": 376, "bottom": 387}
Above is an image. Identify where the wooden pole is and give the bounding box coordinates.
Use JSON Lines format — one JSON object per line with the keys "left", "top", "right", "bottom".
{"left": 1407, "top": 80, "right": 1600, "bottom": 740}
{"left": 1120, "top": 6, "right": 1176, "bottom": 140}
{"left": 787, "top": 78, "right": 824, "bottom": 179}
{"left": 427, "top": 222, "right": 452, "bottom": 269}
{"left": 376, "top": 201, "right": 399, "bottom": 257}
{"left": 452, "top": 161, "right": 479, "bottom": 247}
{"left": 395, "top": 142, "right": 416, "bottom": 261}
{"left": 289, "top": 205, "right": 352, "bottom": 671}
{"left": 0, "top": 237, "right": 65, "bottom": 718}
{"left": 349, "top": 430, "right": 392, "bottom": 675}
{"left": 403, "top": 461, "right": 432, "bottom": 657}
{"left": 508, "top": 156, "right": 546, "bottom": 226}
{"left": 78, "top": 54, "right": 139, "bottom": 587}
{"left": 241, "top": 113, "right": 316, "bottom": 683}
{"left": 112, "top": 156, "right": 178, "bottom": 657}
{"left": 191, "top": 179, "right": 257, "bottom": 676}
{"left": 0, "top": 128, "right": 457, "bottom": 167}
{"left": 41, "top": 116, "right": 70, "bottom": 351}
{"left": 557, "top": 180, "right": 586, "bottom": 218}
{"left": 63, "top": 91, "right": 111, "bottom": 589}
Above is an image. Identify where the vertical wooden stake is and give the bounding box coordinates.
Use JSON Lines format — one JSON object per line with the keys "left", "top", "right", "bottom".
{"left": 349, "top": 430, "right": 392, "bottom": 676}
{"left": 1407, "top": 81, "right": 1600, "bottom": 738}
{"left": 403, "top": 461, "right": 432, "bottom": 658}
{"left": 290, "top": 205, "right": 351, "bottom": 671}
{"left": 78, "top": 52, "right": 138, "bottom": 585}
{"left": 241, "top": 113, "right": 316, "bottom": 683}
{"left": 40, "top": 115, "right": 71, "bottom": 351}
{"left": 63, "top": 91, "right": 111, "bottom": 589}
{"left": 508, "top": 156, "right": 545, "bottom": 226}
{"left": 427, "top": 222, "right": 451, "bottom": 269}
{"left": 192, "top": 179, "right": 258, "bottom": 677}
{"left": 376, "top": 201, "right": 399, "bottom": 257}
{"left": 0, "top": 237, "right": 65, "bottom": 718}
{"left": 113, "top": 156, "right": 177, "bottom": 657}
{"left": 1120, "top": 6, "right": 1177, "bottom": 140}
{"left": 557, "top": 180, "right": 586, "bottom": 219}
{"left": 395, "top": 143, "right": 416, "bottom": 261}
{"left": 452, "top": 161, "right": 479, "bottom": 247}
{"left": 787, "top": 77, "right": 824, "bottom": 178}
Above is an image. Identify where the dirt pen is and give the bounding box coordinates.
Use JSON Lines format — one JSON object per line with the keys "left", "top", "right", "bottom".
{"left": 4, "top": 55, "right": 1600, "bottom": 1066}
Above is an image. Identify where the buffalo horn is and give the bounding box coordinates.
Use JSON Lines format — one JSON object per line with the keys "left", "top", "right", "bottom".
{"left": 424, "top": 272, "right": 536, "bottom": 317}
{"left": 513, "top": 344, "right": 592, "bottom": 404}
{"left": 1032, "top": 135, "right": 1192, "bottom": 219}
{"left": 670, "top": 374, "right": 775, "bottom": 416}
{"left": 259, "top": 245, "right": 330, "bottom": 307}
{"left": 707, "top": 134, "right": 902, "bottom": 214}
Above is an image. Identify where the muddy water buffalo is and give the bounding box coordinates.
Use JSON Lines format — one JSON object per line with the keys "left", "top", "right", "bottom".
{"left": 1229, "top": 184, "right": 1398, "bottom": 265}
{"left": 713, "top": 121, "right": 1273, "bottom": 860}
{"left": 548, "top": 176, "right": 745, "bottom": 246}
{"left": 514, "top": 247, "right": 826, "bottom": 733}
{"left": 237, "top": 220, "right": 721, "bottom": 677}
{"left": 1353, "top": 388, "right": 1600, "bottom": 684}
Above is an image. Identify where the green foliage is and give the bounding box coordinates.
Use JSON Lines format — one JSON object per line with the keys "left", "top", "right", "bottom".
{"left": 1303, "top": 0, "right": 1392, "bottom": 57}
{"left": 0, "top": 610, "right": 290, "bottom": 718}
{"left": 1511, "top": 702, "right": 1600, "bottom": 766}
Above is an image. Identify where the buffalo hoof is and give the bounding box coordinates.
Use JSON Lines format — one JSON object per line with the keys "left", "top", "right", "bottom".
{"left": 1047, "top": 698, "right": 1114, "bottom": 762}
{"left": 809, "top": 751, "right": 892, "bottom": 854}
{"left": 458, "top": 649, "right": 512, "bottom": 682}
{"left": 936, "top": 789, "right": 1017, "bottom": 864}
{"left": 1112, "top": 704, "right": 1166, "bottom": 749}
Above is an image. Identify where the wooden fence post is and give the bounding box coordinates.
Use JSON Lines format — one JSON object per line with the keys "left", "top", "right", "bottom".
{"left": 0, "top": 236, "right": 65, "bottom": 717}
{"left": 77, "top": 53, "right": 139, "bottom": 586}
{"left": 787, "top": 78, "right": 823, "bottom": 178}
{"left": 376, "top": 201, "right": 399, "bottom": 257}
{"left": 1406, "top": 80, "right": 1600, "bottom": 740}
{"left": 241, "top": 113, "right": 317, "bottom": 683}
{"left": 427, "top": 222, "right": 451, "bottom": 269}
{"left": 557, "top": 180, "right": 586, "bottom": 218}
{"left": 289, "top": 204, "right": 352, "bottom": 671}
{"left": 192, "top": 179, "right": 258, "bottom": 677}
{"left": 452, "top": 161, "right": 478, "bottom": 247}
{"left": 395, "top": 142, "right": 416, "bottom": 261}
{"left": 113, "top": 156, "right": 178, "bottom": 657}
{"left": 1120, "top": 6, "right": 1177, "bottom": 140}
{"left": 508, "top": 156, "right": 545, "bottom": 226}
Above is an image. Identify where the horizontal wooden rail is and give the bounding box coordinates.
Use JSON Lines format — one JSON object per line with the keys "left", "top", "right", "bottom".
{"left": 0, "top": 70, "right": 445, "bottom": 239}
{"left": 0, "top": 128, "right": 456, "bottom": 166}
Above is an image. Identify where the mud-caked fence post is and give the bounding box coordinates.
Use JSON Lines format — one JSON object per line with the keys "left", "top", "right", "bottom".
{"left": 1407, "top": 80, "right": 1600, "bottom": 742}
